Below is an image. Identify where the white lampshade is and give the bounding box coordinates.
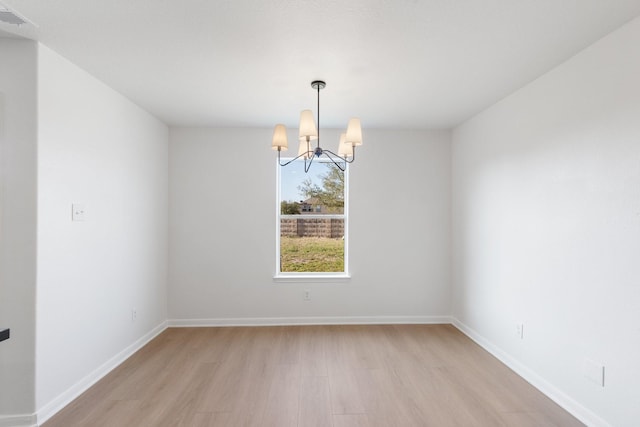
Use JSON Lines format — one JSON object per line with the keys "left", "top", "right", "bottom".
{"left": 345, "top": 118, "right": 363, "bottom": 146}
{"left": 298, "top": 139, "right": 311, "bottom": 159}
{"left": 298, "top": 110, "right": 318, "bottom": 141}
{"left": 271, "top": 124, "right": 288, "bottom": 151}
{"left": 338, "top": 133, "right": 352, "bottom": 158}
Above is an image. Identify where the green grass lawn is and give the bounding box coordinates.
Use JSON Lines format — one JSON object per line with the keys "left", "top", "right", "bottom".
{"left": 280, "top": 236, "right": 344, "bottom": 272}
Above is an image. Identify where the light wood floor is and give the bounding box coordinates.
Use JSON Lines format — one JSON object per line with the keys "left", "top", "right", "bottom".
{"left": 43, "top": 324, "right": 585, "bottom": 427}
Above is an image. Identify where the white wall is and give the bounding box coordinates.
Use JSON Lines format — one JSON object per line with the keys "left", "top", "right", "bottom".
{"left": 36, "top": 45, "right": 169, "bottom": 419}
{"left": 169, "top": 128, "right": 451, "bottom": 323}
{"left": 0, "top": 39, "right": 38, "bottom": 422}
{"left": 451, "top": 16, "right": 640, "bottom": 427}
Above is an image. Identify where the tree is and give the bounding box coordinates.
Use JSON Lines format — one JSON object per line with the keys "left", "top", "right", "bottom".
{"left": 298, "top": 165, "right": 344, "bottom": 213}
{"left": 281, "top": 200, "right": 301, "bottom": 214}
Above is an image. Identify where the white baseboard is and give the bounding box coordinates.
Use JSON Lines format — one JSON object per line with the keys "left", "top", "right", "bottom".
{"left": 168, "top": 315, "right": 453, "bottom": 327}
{"left": 451, "top": 318, "right": 611, "bottom": 427}
{"left": 35, "top": 321, "right": 168, "bottom": 425}
{"left": 0, "top": 414, "right": 36, "bottom": 427}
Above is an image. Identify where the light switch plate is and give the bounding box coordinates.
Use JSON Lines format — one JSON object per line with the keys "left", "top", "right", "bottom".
{"left": 583, "top": 358, "right": 605, "bottom": 387}
{"left": 72, "top": 204, "right": 86, "bottom": 221}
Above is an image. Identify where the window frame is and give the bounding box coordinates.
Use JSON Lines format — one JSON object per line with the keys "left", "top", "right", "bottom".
{"left": 275, "top": 157, "right": 350, "bottom": 280}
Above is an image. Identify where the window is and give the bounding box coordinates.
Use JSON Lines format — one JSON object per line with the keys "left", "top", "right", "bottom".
{"left": 277, "top": 157, "right": 348, "bottom": 277}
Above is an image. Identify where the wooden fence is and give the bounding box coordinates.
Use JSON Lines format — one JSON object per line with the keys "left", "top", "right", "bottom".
{"left": 281, "top": 218, "right": 344, "bottom": 238}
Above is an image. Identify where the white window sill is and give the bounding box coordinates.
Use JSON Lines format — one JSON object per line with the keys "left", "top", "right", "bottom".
{"left": 273, "top": 274, "right": 351, "bottom": 283}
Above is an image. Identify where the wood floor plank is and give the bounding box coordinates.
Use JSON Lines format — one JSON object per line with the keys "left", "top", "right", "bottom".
{"left": 81, "top": 399, "right": 141, "bottom": 427}
{"left": 299, "top": 375, "right": 333, "bottom": 427}
{"left": 332, "top": 413, "right": 371, "bottom": 427}
{"left": 178, "top": 411, "right": 212, "bottom": 427}
{"left": 299, "top": 325, "right": 329, "bottom": 377}
{"left": 328, "top": 364, "right": 365, "bottom": 415}
{"left": 359, "top": 367, "right": 434, "bottom": 427}
{"left": 260, "top": 364, "right": 300, "bottom": 427}
{"left": 499, "top": 411, "right": 561, "bottom": 427}
{"left": 389, "top": 353, "right": 466, "bottom": 426}
{"left": 42, "top": 325, "right": 585, "bottom": 427}
{"left": 208, "top": 411, "right": 233, "bottom": 427}
{"left": 430, "top": 365, "right": 510, "bottom": 427}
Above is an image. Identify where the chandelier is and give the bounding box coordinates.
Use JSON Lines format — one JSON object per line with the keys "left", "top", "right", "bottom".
{"left": 271, "top": 80, "right": 363, "bottom": 172}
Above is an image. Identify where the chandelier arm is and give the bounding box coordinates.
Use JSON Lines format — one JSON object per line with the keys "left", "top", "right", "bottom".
{"left": 322, "top": 150, "right": 347, "bottom": 171}
{"left": 304, "top": 153, "right": 316, "bottom": 173}
{"left": 278, "top": 149, "right": 314, "bottom": 167}
{"left": 326, "top": 145, "right": 356, "bottom": 164}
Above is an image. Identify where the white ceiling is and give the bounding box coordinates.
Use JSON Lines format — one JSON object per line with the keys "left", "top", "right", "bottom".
{"left": 2, "top": 0, "right": 640, "bottom": 129}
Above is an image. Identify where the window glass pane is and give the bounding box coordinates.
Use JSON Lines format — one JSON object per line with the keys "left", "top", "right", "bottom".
{"left": 280, "top": 160, "right": 344, "bottom": 215}
{"left": 279, "top": 159, "right": 346, "bottom": 274}
{"left": 280, "top": 218, "right": 344, "bottom": 272}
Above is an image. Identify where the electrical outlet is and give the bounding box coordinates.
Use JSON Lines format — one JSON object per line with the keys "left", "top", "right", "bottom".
{"left": 304, "top": 289, "right": 311, "bottom": 301}
{"left": 72, "top": 203, "right": 86, "bottom": 221}
{"left": 516, "top": 323, "right": 524, "bottom": 339}
{"left": 131, "top": 308, "right": 137, "bottom": 322}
